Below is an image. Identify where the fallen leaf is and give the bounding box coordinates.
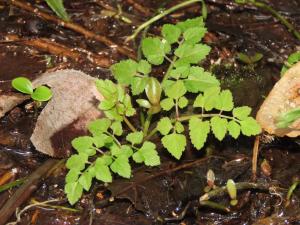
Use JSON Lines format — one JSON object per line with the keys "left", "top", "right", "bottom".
{"left": 30, "top": 69, "right": 103, "bottom": 157}
{"left": 256, "top": 62, "right": 300, "bottom": 137}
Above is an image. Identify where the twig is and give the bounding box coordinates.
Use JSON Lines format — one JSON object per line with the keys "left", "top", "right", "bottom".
{"left": 4, "top": 35, "right": 112, "bottom": 68}
{"left": 126, "top": 0, "right": 203, "bottom": 42}
{"left": 236, "top": 0, "right": 300, "bottom": 41}
{"left": 199, "top": 182, "right": 272, "bottom": 202}
{"left": 6, "top": 199, "right": 60, "bottom": 225}
{"left": 0, "top": 159, "right": 62, "bottom": 225}
{"left": 112, "top": 156, "right": 224, "bottom": 196}
{"left": 252, "top": 135, "right": 260, "bottom": 181}
{"left": 10, "top": 0, "right": 136, "bottom": 59}
{"left": 125, "top": 0, "right": 152, "bottom": 16}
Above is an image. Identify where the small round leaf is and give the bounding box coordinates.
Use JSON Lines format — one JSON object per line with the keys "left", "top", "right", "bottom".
{"left": 31, "top": 86, "right": 53, "bottom": 102}
{"left": 12, "top": 77, "right": 33, "bottom": 94}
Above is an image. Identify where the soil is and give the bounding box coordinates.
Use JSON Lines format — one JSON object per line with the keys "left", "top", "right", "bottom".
{"left": 0, "top": 0, "right": 300, "bottom": 224}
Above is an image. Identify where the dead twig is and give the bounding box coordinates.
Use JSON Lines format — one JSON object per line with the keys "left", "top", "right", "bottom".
{"left": 252, "top": 135, "right": 260, "bottom": 181}
{"left": 124, "top": 0, "right": 152, "bottom": 16}
{"left": 10, "top": 0, "right": 136, "bottom": 59}
{"left": 4, "top": 35, "right": 111, "bottom": 68}
{"left": 0, "top": 159, "right": 63, "bottom": 225}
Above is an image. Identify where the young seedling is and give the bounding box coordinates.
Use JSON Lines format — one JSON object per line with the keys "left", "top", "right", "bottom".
{"left": 45, "top": 0, "right": 70, "bottom": 21}
{"left": 65, "top": 16, "right": 261, "bottom": 205}
{"left": 237, "top": 52, "right": 263, "bottom": 65}
{"left": 226, "top": 179, "right": 238, "bottom": 206}
{"left": 12, "top": 77, "right": 52, "bottom": 102}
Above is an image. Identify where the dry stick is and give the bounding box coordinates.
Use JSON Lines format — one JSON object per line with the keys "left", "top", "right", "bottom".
{"left": 10, "top": 0, "right": 136, "bottom": 59}
{"left": 4, "top": 36, "right": 112, "bottom": 68}
{"left": 125, "top": 0, "right": 152, "bottom": 16}
{"left": 112, "top": 155, "right": 224, "bottom": 196}
{"left": 252, "top": 135, "right": 260, "bottom": 181}
{"left": 0, "top": 159, "right": 61, "bottom": 225}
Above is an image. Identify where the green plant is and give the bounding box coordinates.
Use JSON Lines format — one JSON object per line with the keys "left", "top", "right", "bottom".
{"left": 11, "top": 77, "right": 52, "bottom": 102}
{"left": 45, "top": 0, "right": 69, "bottom": 21}
{"left": 65, "top": 16, "right": 261, "bottom": 205}
{"left": 281, "top": 51, "right": 300, "bottom": 75}
{"left": 237, "top": 52, "right": 263, "bottom": 65}
{"left": 276, "top": 108, "right": 300, "bottom": 128}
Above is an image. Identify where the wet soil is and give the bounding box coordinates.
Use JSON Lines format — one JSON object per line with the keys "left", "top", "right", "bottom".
{"left": 0, "top": 0, "right": 300, "bottom": 224}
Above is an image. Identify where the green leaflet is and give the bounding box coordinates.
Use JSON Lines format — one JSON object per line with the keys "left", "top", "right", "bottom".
{"left": 184, "top": 67, "right": 219, "bottom": 93}
{"left": 210, "top": 116, "right": 228, "bottom": 141}
{"left": 142, "top": 37, "right": 169, "bottom": 65}
{"left": 233, "top": 106, "right": 251, "bottom": 120}
{"left": 240, "top": 117, "right": 261, "bottom": 136}
{"left": 160, "top": 98, "right": 175, "bottom": 111}
{"left": 126, "top": 131, "right": 143, "bottom": 145}
{"left": 110, "top": 155, "right": 131, "bottom": 178}
{"left": 132, "top": 142, "right": 160, "bottom": 166}
{"left": 65, "top": 182, "right": 83, "bottom": 205}
{"left": 189, "top": 117, "right": 210, "bottom": 150}
{"left": 227, "top": 121, "right": 240, "bottom": 139}
{"left": 111, "top": 59, "right": 138, "bottom": 85}
{"left": 174, "top": 43, "right": 211, "bottom": 67}
{"left": 162, "top": 133, "right": 186, "bottom": 159}
{"left": 157, "top": 117, "right": 173, "bottom": 135}
{"left": 162, "top": 24, "right": 181, "bottom": 44}
{"left": 165, "top": 80, "right": 186, "bottom": 99}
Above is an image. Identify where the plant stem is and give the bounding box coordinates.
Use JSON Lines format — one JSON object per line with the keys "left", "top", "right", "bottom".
{"left": 123, "top": 117, "right": 137, "bottom": 132}
{"left": 162, "top": 55, "right": 177, "bottom": 84}
{"left": 126, "top": 0, "right": 203, "bottom": 42}
{"left": 0, "top": 178, "right": 26, "bottom": 193}
{"left": 143, "top": 113, "right": 153, "bottom": 136}
{"left": 199, "top": 182, "right": 271, "bottom": 202}
{"left": 177, "top": 113, "right": 239, "bottom": 122}
{"left": 287, "top": 180, "right": 300, "bottom": 202}
{"left": 144, "top": 127, "right": 158, "bottom": 141}
{"left": 30, "top": 199, "right": 79, "bottom": 212}
{"left": 241, "top": 0, "right": 300, "bottom": 41}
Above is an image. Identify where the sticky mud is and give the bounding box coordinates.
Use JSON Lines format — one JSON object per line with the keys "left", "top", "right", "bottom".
{"left": 0, "top": 0, "right": 300, "bottom": 224}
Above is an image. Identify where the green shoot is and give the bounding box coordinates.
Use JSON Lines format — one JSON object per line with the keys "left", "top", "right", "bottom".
{"left": 45, "top": 0, "right": 70, "bottom": 21}
{"left": 237, "top": 52, "right": 263, "bottom": 65}
{"left": 276, "top": 108, "right": 300, "bottom": 128}
{"left": 281, "top": 51, "right": 300, "bottom": 75}
{"left": 12, "top": 77, "right": 52, "bottom": 102}
{"left": 65, "top": 16, "right": 261, "bottom": 205}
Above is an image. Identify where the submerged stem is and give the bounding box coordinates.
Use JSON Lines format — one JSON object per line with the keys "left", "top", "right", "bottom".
{"left": 126, "top": 0, "right": 203, "bottom": 42}
{"left": 199, "top": 182, "right": 272, "bottom": 202}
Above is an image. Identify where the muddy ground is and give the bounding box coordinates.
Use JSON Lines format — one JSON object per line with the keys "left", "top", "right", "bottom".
{"left": 0, "top": 0, "right": 300, "bottom": 224}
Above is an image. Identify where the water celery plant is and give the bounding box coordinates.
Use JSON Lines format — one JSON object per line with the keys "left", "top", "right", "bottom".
{"left": 64, "top": 16, "right": 261, "bottom": 205}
